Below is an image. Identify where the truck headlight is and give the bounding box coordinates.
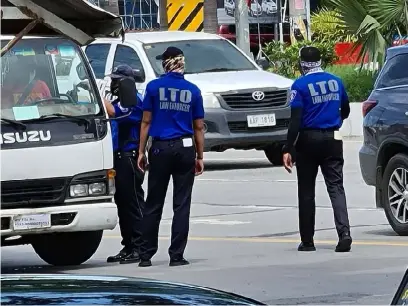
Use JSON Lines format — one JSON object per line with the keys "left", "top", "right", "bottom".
{"left": 70, "top": 184, "right": 88, "bottom": 197}
{"left": 89, "top": 182, "right": 107, "bottom": 195}
{"left": 69, "top": 169, "right": 116, "bottom": 198}
{"left": 202, "top": 93, "right": 221, "bottom": 109}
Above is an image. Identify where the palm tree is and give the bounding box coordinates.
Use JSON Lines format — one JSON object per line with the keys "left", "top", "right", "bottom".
{"left": 327, "top": 0, "right": 408, "bottom": 66}
{"left": 204, "top": 0, "right": 219, "bottom": 33}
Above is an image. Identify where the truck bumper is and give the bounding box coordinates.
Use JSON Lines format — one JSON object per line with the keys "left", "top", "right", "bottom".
{"left": 203, "top": 107, "right": 290, "bottom": 151}
{"left": 1, "top": 201, "right": 118, "bottom": 237}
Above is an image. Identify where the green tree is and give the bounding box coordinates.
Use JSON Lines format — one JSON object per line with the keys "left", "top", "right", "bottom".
{"left": 327, "top": 0, "right": 408, "bottom": 65}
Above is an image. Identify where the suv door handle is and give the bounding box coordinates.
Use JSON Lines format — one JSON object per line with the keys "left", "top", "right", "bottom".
{"left": 405, "top": 112, "right": 408, "bottom": 116}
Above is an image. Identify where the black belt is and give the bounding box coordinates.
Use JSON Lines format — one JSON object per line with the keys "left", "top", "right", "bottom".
{"left": 115, "top": 150, "right": 137, "bottom": 158}
{"left": 152, "top": 135, "right": 192, "bottom": 142}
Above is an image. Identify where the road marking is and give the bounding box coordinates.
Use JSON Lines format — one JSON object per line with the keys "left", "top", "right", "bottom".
{"left": 196, "top": 178, "right": 324, "bottom": 182}
{"left": 205, "top": 157, "right": 266, "bottom": 161}
{"left": 162, "top": 219, "right": 251, "bottom": 225}
{"left": 104, "top": 235, "right": 408, "bottom": 247}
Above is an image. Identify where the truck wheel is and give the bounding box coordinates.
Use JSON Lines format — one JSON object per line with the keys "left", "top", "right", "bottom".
{"left": 381, "top": 153, "right": 408, "bottom": 236}
{"left": 264, "top": 147, "right": 284, "bottom": 166}
{"left": 31, "top": 230, "right": 103, "bottom": 266}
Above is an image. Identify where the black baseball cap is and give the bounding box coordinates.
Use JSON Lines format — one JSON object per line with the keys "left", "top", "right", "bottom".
{"left": 106, "top": 64, "right": 135, "bottom": 79}
{"left": 299, "top": 46, "right": 321, "bottom": 62}
{"left": 156, "top": 46, "right": 184, "bottom": 60}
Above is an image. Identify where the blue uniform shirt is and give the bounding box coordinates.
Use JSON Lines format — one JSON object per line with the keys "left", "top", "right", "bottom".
{"left": 111, "top": 93, "right": 143, "bottom": 152}
{"left": 289, "top": 71, "right": 349, "bottom": 130}
{"left": 142, "top": 72, "right": 205, "bottom": 140}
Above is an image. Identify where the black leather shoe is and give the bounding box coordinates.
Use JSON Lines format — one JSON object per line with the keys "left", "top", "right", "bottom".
{"left": 107, "top": 248, "right": 129, "bottom": 263}
{"left": 138, "top": 259, "right": 152, "bottom": 267}
{"left": 169, "top": 258, "right": 190, "bottom": 267}
{"left": 119, "top": 249, "right": 140, "bottom": 264}
{"left": 335, "top": 232, "right": 352, "bottom": 252}
{"left": 298, "top": 242, "right": 316, "bottom": 252}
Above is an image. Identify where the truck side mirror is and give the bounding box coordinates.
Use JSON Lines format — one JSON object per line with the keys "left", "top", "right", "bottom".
{"left": 133, "top": 69, "right": 145, "bottom": 83}
{"left": 118, "top": 77, "right": 137, "bottom": 108}
{"left": 76, "top": 63, "right": 87, "bottom": 80}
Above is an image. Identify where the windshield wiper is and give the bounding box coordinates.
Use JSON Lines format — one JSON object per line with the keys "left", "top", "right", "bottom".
{"left": 0, "top": 118, "right": 27, "bottom": 130}
{"left": 198, "top": 68, "right": 239, "bottom": 73}
{"left": 25, "top": 113, "right": 90, "bottom": 126}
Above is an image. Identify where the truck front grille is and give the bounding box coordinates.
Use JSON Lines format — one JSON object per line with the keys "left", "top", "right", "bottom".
{"left": 228, "top": 119, "right": 290, "bottom": 133}
{"left": 221, "top": 89, "right": 288, "bottom": 110}
{"left": 1, "top": 178, "right": 68, "bottom": 208}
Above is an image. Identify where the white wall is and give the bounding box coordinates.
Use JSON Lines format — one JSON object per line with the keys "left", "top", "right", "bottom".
{"left": 340, "top": 103, "right": 363, "bottom": 137}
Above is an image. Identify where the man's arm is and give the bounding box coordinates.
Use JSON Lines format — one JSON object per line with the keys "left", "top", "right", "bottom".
{"left": 282, "top": 86, "right": 303, "bottom": 154}
{"left": 138, "top": 86, "right": 153, "bottom": 155}
{"left": 192, "top": 89, "right": 205, "bottom": 159}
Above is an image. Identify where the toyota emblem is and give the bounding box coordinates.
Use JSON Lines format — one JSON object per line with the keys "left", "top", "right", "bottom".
{"left": 252, "top": 91, "right": 265, "bottom": 101}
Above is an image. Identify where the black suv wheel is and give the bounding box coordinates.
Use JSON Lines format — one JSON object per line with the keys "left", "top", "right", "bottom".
{"left": 381, "top": 153, "right": 408, "bottom": 236}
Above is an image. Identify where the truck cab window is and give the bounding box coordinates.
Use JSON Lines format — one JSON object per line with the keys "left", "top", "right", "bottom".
{"left": 112, "top": 45, "right": 144, "bottom": 74}
{"left": 1, "top": 38, "right": 100, "bottom": 121}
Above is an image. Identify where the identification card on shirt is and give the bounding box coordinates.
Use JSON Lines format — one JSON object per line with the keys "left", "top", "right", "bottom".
{"left": 182, "top": 138, "right": 193, "bottom": 147}
{"left": 334, "top": 130, "right": 343, "bottom": 141}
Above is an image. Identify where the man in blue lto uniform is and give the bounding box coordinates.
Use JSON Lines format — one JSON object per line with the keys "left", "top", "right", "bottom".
{"left": 104, "top": 65, "right": 145, "bottom": 264}
{"left": 282, "top": 46, "right": 352, "bottom": 253}
{"left": 137, "top": 46, "right": 205, "bottom": 267}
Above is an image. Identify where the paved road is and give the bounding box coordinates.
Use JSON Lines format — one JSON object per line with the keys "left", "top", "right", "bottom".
{"left": 2, "top": 140, "right": 408, "bottom": 304}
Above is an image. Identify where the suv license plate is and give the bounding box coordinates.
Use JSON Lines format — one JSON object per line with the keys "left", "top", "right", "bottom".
{"left": 247, "top": 114, "right": 276, "bottom": 127}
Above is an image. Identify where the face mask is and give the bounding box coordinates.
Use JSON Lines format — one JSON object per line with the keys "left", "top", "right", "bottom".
{"left": 110, "top": 79, "right": 120, "bottom": 95}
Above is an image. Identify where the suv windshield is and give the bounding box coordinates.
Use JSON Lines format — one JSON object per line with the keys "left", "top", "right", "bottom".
{"left": 143, "top": 39, "right": 258, "bottom": 76}
{"left": 1, "top": 38, "right": 101, "bottom": 121}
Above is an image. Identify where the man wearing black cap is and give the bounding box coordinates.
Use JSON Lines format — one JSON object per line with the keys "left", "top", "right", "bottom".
{"left": 104, "top": 64, "right": 146, "bottom": 264}
{"left": 136, "top": 46, "right": 205, "bottom": 267}
{"left": 282, "top": 46, "right": 352, "bottom": 253}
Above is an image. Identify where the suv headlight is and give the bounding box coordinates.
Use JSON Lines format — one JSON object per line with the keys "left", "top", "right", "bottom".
{"left": 69, "top": 169, "right": 116, "bottom": 198}
{"left": 202, "top": 93, "right": 221, "bottom": 109}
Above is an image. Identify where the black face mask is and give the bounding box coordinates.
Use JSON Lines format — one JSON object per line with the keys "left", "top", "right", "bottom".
{"left": 110, "top": 78, "right": 120, "bottom": 96}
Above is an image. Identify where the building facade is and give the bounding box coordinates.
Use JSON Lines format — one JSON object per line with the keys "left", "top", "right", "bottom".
{"left": 88, "top": 0, "right": 159, "bottom": 30}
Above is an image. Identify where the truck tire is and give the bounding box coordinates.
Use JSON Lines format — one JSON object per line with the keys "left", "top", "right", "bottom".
{"left": 31, "top": 230, "right": 103, "bottom": 266}
{"left": 264, "top": 146, "right": 284, "bottom": 166}
{"left": 381, "top": 153, "right": 408, "bottom": 236}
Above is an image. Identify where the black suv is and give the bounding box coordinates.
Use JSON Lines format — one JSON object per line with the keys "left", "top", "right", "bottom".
{"left": 359, "top": 44, "right": 408, "bottom": 236}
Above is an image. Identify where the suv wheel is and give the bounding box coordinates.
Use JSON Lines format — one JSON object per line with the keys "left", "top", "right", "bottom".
{"left": 264, "top": 146, "right": 284, "bottom": 166}
{"left": 381, "top": 153, "right": 408, "bottom": 236}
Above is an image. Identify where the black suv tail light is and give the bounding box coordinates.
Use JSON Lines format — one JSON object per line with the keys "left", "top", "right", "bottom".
{"left": 362, "top": 100, "right": 378, "bottom": 117}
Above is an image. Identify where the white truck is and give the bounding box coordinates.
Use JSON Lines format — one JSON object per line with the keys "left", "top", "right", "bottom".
{"left": 0, "top": 0, "right": 124, "bottom": 266}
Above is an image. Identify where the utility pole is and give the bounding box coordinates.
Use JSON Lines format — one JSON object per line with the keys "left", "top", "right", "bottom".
{"left": 305, "top": 0, "right": 311, "bottom": 40}
{"left": 235, "top": 0, "right": 251, "bottom": 57}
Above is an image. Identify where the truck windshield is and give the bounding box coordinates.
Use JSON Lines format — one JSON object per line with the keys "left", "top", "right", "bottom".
{"left": 143, "top": 39, "right": 258, "bottom": 76}
{"left": 1, "top": 38, "right": 101, "bottom": 121}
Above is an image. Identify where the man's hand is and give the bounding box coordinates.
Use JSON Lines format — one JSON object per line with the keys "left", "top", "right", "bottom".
{"left": 195, "top": 159, "right": 204, "bottom": 176}
{"left": 283, "top": 153, "right": 293, "bottom": 173}
{"left": 137, "top": 153, "right": 147, "bottom": 173}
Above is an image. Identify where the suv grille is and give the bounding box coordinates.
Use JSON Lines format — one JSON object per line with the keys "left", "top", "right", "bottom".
{"left": 221, "top": 90, "right": 288, "bottom": 109}
{"left": 1, "top": 178, "right": 68, "bottom": 208}
{"left": 228, "top": 119, "right": 290, "bottom": 133}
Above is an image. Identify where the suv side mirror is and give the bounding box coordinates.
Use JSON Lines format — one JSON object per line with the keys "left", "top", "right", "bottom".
{"left": 256, "top": 58, "right": 271, "bottom": 70}
{"left": 118, "top": 77, "right": 138, "bottom": 108}
{"left": 133, "top": 69, "right": 145, "bottom": 83}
